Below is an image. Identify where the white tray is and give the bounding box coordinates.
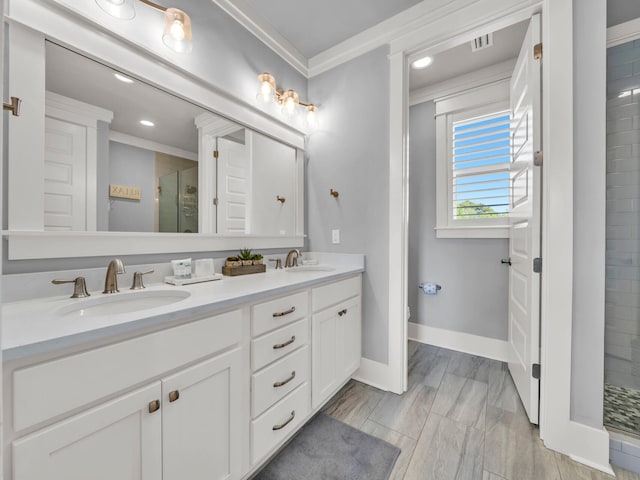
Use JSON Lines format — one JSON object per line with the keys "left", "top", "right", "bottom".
{"left": 164, "top": 273, "right": 223, "bottom": 286}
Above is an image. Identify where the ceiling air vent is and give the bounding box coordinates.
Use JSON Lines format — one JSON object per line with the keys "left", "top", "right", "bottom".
{"left": 470, "top": 33, "right": 494, "bottom": 52}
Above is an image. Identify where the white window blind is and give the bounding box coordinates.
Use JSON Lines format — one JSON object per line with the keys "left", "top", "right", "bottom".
{"left": 451, "top": 110, "right": 511, "bottom": 220}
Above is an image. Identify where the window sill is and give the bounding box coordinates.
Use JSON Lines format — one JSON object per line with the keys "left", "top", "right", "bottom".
{"left": 435, "top": 226, "right": 509, "bottom": 239}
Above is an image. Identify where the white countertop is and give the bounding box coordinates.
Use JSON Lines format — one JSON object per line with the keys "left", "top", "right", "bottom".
{"left": 2, "top": 263, "right": 364, "bottom": 362}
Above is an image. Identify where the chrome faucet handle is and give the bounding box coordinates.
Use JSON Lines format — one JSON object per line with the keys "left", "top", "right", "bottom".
{"left": 269, "top": 258, "right": 283, "bottom": 269}
{"left": 131, "top": 270, "right": 154, "bottom": 290}
{"left": 52, "top": 277, "right": 91, "bottom": 298}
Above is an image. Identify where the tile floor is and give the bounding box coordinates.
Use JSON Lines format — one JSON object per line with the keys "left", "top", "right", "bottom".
{"left": 322, "top": 341, "right": 640, "bottom": 480}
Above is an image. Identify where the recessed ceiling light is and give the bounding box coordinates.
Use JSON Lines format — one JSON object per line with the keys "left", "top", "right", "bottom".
{"left": 411, "top": 56, "right": 433, "bottom": 70}
{"left": 114, "top": 73, "right": 134, "bottom": 84}
{"left": 140, "top": 120, "right": 155, "bottom": 127}
{"left": 619, "top": 91, "right": 632, "bottom": 98}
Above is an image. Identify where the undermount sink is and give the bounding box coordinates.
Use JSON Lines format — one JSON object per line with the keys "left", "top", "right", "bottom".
{"left": 57, "top": 289, "right": 191, "bottom": 318}
{"left": 285, "top": 266, "right": 336, "bottom": 273}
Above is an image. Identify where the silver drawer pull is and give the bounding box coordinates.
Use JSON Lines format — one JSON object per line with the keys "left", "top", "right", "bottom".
{"left": 272, "top": 410, "right": 295, "bottom": 431}
{"left": 273, "top": 335, "right": 296, "bottom": 350}
{"left": 338, "top": 308, "right": 348, "bottom": 316}
{"left": 273, "top": 306, "right": 296, "bottom": 318}
{"left": 273, "top": 371, "right": 296, "bottom": 388}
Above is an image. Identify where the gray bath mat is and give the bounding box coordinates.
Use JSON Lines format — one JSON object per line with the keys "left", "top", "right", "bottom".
{"left": 254, "top": 412, "right": 401, "bottom": 480}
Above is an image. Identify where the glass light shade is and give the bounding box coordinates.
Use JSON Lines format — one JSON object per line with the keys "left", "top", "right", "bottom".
{"left": 162, "top": 8, "right": 193, "bottom": 53}
{"left": 95, "top": 0, "right": 135, "bottom": 19}
{"left": 281, "top": 90, "right": 299, "bottom": 118}
{"left": 306, "top": 105, "right": 318, "bottom": 129}
{"left": 256, "top": 73, "right": 276, "bottom": 104}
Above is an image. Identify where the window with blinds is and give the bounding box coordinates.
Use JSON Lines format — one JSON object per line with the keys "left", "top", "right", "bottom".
{"left": 451, "top": 111, "right": 511, "bottom": 221}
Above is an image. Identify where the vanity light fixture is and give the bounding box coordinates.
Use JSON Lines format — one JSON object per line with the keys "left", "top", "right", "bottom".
{"left": 411, "top": 56, "right": 433, "bottom": 69}
{"left": 257, "top": 72, "right": 319, "bottom": 126}
{"left": 95, "top": 0, "right": 193, "bottom": 54}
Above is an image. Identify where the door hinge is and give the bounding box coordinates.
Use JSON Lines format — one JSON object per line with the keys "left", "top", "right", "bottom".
{"left": 532, "top": 363, "right": 541, "bottom": 379}
{"left": 213, "top": 150, "right": 219, "bottom": 159}
{"left": 213, "top": 197, "right": 218, "bottom": 206}
{"left": 534, "top": 150, "right": 543, "bottom": 166}
{"left": 533, "top": 257, "right": 542, "bottom": 273}
{"left": 533, "top": 43, "right": 542, "bottom": 60}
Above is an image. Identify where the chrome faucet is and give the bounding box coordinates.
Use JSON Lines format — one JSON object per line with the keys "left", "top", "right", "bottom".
{"left": 103, "top": 259, "right": 125, "bottom": 294}
{"left": 284, "top": 249, "right": 301, "bottom": 268}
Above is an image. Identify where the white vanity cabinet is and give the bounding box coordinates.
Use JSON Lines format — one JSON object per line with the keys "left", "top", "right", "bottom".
{"left": 7, "top": 309, "right": 245, "bottom": 480}
{"left": 249, "top": 291, "right": 311, "bottom": 465}
{"left": 311, "top": 276, "right": 362, "bottom": 409}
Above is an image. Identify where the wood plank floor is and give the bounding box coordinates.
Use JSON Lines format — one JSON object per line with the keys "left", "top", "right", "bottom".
{"left": 322, "top": 341, "right": 639, "bottom": 480}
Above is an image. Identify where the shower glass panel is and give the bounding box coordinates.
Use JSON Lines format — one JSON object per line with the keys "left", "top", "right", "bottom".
{"left": 604, "top": 39, "right": 640, "bottom": 435}
{"left": 158, "top": 167, "right": 199, "bottom": 234}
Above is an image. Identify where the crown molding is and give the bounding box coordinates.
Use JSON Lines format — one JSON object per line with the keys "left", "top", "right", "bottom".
{"left": 409, "top": 57, "right": 516, "bottom": 106}
{"left": 211, "top": 0, "right": 309, "bottom": 77}
{"left": 607, "top": 17, "right": 640, "bottom": 48}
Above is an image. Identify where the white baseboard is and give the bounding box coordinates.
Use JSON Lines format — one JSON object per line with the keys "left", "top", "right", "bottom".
{"left": 566, "top": 422, "right": 613, "bottom": 475}
{"left": 408, "top": 322, "right": 509, "bottom": 362}
{"left": 352, "top": 357, "right": 390, "bottom": 391}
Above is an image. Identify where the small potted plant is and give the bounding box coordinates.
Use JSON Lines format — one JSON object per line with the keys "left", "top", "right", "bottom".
{"left": 225, "top": 256, "right": 242, "bottom": 267}
{"left": 252, "top": 253, "right": 263, "bottom": 265}
{"left": 239, "top": 248, "right": 253, "bottom": 266}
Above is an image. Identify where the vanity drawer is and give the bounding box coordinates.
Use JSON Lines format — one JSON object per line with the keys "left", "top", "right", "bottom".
{"left": 312, "top": 275, "right": 361, "bottom": 312}
{"left": 251, "top": 318, "right": 308, "bottom": 371}
{"left": 252, "top": 291, "right": 308, "bottom": 337}
{"left": 252, "top": 345, "right": 309, "bottom": 418}
{"left": 251, "top": 383, "right": 310, "bottom": 465}
{"left": 13, "top": 309, "right": 242, "bottom": 433}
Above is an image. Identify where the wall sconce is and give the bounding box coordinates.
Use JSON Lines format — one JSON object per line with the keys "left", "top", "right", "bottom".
{"left": 95, "top": 0, "right": 193, "bottom": 53}
{"left": 257, "top": 72, "right": 318, "bottom": 127}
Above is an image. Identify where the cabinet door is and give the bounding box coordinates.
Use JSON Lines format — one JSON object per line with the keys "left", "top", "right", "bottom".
{"left": 162, "top": 348, "right": 243, "bottom": 480}
{"left": 340, "top": 297, "right": 362, "bottom": 379}
{"left": 312, "top": 308, "right": 342, "bottom": 409}
{"left": 13, "top": 383, "right": 162, "bottom": 480}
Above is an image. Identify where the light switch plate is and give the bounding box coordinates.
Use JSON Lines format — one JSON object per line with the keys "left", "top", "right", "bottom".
{"left": 332, "top": 229, "right": 340, "bottom": 244}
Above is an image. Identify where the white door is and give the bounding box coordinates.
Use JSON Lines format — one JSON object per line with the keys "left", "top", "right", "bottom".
{"left": 217, "top": 136, "right": 250, "bottom": 234}
{"left": 508, "top": 13, "right": 542, "bottom": 424}
{"left": 44, "top": 116, "right": 87, "bottom": 230}
{"left": 162, "top": 348, "right": 243, "bottom": 480}
{"left": 12, "top": 383, "right": 162, "bottom": 480}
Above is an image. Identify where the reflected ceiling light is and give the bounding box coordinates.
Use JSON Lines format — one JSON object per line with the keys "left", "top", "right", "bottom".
{"left": 96, "top": 0, "right": 193, "bottom": 54}
{"left": 619, "top": 91, "right": 632, "bottom": 98}
{"left": 114, "top": 73, "right": 134, "bottom": 83}
{"left": 257, "top": 72, "right": 319, "bottom": 127}
{"left": 411, "top": 56, "right": 433, "bottom": 69}
{"left": 140, "top": 120, "right": 155, "bottom": 127}
{"left": 95, "top": 0, "right": 136, "bottom": 20}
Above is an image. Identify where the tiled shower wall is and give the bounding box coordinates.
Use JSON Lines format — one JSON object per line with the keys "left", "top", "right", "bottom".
{"left": 606, "top": 40, "right": 640, "bottom": 391}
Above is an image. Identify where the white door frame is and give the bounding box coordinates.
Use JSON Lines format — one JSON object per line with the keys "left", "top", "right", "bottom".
{"left": 387, "top": 0, "right": 612, "bottom": 472}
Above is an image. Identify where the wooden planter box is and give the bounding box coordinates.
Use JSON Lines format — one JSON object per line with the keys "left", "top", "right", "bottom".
{"left": 222, "top": 263, "right": 267, "bottom": 276}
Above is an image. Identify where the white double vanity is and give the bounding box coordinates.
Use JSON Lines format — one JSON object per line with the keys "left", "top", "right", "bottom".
{"left": 2, "top": 259, "right": 363, "bottom": 480}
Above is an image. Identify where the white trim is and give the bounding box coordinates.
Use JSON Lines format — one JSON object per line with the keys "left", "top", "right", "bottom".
{"left": 108, "top": 131, "right": 198, "bottom": 162}
{"left": 45, "top": 91, "right": 114, "bottom": 126}
{"left": 210, "top": 0, "right": 308, "bottom": 77}
{"left": 607, "top": 17, "right": 640, "bottom": 48}
{"left": 435, "top": 226, "right": 509, "bottom": 238}
{"left": 4, "top": 231, "right": 305, "bottom": 260}
{"left": 408, "top": 322, "right": 510, "bottom": 362}
{"left": 567, "top": 422, "right": 614, "bottom": 475}
{"left": 351, "top": 358, "right": 390, "bottom": 392}
{"left": 410, "top": 58, "right": 517, "bottom": 106}
{"left": 387, "top": 51, "right": 409, "bottom": 395}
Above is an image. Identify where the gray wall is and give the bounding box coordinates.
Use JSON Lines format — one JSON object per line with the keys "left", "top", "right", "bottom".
{"left": 307, "top": 46, "right": 390, "bottom": 364}
{"left": 408, "top": 101, "right": 509, "bottom": 341}
{"left": 570, "top": 0, "right": 606, "bottom": 429}
{"left": 108, "top": 141, "right": 155, "bottom": 233}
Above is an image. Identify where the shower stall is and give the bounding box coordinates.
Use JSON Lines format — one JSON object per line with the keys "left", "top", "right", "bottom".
{"left": 604, "top": 38, "right": 640, "bottom": 438}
